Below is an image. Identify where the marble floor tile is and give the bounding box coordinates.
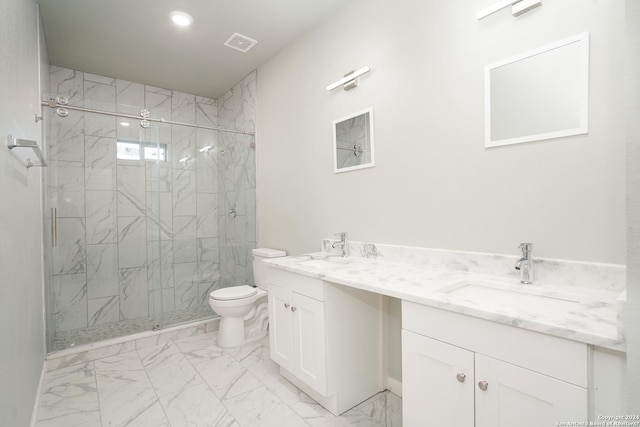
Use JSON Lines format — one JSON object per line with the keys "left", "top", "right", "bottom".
{"left": 94, "top": 351, "right": 168, "bottom": 426}
{"left": 37, "top": 330, "right": 401, "bottom": 427}
{"left": 225, "top": 335, "right": 270, "bottom": 368}
{"left": 357, "top": 391, "right": 403, "bottom": 427}
{"left": 35, "top": 362, "right": 101, "bottom": 427}
{"left": 223, "top": 385, "right": 309, "bottom": 427}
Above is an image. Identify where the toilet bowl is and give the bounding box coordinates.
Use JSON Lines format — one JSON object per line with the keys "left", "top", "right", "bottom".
{"left": 209, "top": 248, "right": 286, "bottom": 347}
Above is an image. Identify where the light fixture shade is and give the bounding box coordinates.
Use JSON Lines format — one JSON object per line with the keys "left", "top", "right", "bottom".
{"left": 170, "top": 11, "right": 193, "bottom": 27}
{"left": 326, "top": 67, "right": 371, "bottom": 92}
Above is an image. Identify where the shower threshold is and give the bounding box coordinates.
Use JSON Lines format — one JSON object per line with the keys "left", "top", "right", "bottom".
{"left": 51, "top": 305, "right": 214, "bottom": 352}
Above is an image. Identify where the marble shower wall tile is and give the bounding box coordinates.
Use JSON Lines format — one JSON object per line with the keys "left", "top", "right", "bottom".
{"left": 117, "top": 164, "right": 146, "bottom": 217}
{"left": 145, "top": 85, "right": 172, "bottom": 119}
{"left": 196, "top": 127, "right": 217, "bottom": 154}
{"left": 47, "top": 111, "right": 85, "bottom": 162}
{"left": 52, "top": 218, "right": 86, "bottom": 275}
{"left": 84, "top": 111, "right": 116, "bottom": 138}
{"left": 85, "top": 190, "right": 117, "bottom": 244}
{"left": 147, "top": 240, "right": 175, "bottom": 290}
{"left": 196, "top": 96, "right": 217, "bottom": 127}
{"left": 235, "top": 71, "right": 257, "bottom": 133}
{"left": 198, "top": 237, "right": 220, "bottom": 286}
{"left": 173, "top": 169, "right": 197, "bottom": 216}
{"left": 49, "top": 66, "right": 84, "bottom": 107}
{"left": 49, "top": 160, "right": 85, "bottom": 218}
{"left": 173, "top": 216, "right": 197, "bottom": 264}
{"left": 149, "top": 287, "right": 176, "bottom": 315}
{"left": 116, "top": 79, "right": 144, "bottom": 115}
{"left": 84, "top": 135, "right": 116, "bottom": 191}
{"left": 146, "top": 159, "right": 172, "bottom": 193}
{"left": 172, "top": 125, "right": 196, "bottom": 171}
{"left": 196, "top": 150, "right": 218, "bottom": 194}
{"left": 86, "top": 243, "right": 118, "bottom": 299}
{"left": 146, "top": 191, "right": 173, "bottom": 241}
{"left": 118, "top": 216, "right": 147, "bottom": 269}
{"left": 217, "top": 89, "right": 235, "bottom": 131}
{"left": 119, "top": 266, "right": 149, "bottom": 320}
{"left": 172, "top": 90, "right": 196, "bottom": 123}
{"left": 53, "top": 274, "right": 88, "bottom": 332}
{"left": 197, "top": 192, "right": 218, "bottom": 238}
{"left": 88, "top": 296, "right": 120, "bottom": 327}
{"left": 175, "top": 262, "right": 199, "bottom": 310}
{"left": 84, "top": 74, "right": 115, "bottom": 113}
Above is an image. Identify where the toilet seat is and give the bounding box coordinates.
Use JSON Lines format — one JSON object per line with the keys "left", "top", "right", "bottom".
{"left": 210, "top": 285, "right": 257, "bottom": 301}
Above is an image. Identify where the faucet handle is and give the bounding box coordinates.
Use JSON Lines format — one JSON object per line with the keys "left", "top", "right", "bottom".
{"left": 518, "top": 242, "right": 532, "bottom": 253}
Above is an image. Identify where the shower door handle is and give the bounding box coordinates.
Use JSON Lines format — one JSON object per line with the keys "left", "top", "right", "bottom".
{"left": 51, "top": 207, "right": 57, "bottom": 248}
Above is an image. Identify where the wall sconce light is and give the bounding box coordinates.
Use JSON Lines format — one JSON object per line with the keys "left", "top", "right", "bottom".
{"left": 179, "top": 157, "right": 190, "bottom": 163}
{"left": 199, "top": 145, "right": 213, "bottom": 153}
{"left": 476, "top": 0, "right": 541, "bottom": 20}
{"left": 326, "top": 67, "right": 371, "bottom": 92}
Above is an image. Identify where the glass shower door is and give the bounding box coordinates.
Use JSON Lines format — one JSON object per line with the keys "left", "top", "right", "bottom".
{"left": 44, "top": 94, "right": 165, "bottom": 351}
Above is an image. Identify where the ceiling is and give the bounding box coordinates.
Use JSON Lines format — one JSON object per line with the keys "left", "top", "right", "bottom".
{"left": 39, "top": 0, "right": 348, "bottom": 99}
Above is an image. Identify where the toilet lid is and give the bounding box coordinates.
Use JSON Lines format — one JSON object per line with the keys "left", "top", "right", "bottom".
{"left": 210, "top": 285, "right": 257, "bottom": 301}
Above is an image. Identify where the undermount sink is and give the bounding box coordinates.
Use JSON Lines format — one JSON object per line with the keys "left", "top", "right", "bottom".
{"left": 295, "top": 253, "right": 352, "bottom": 269}
{"left": 442, "top": 280, "right": 583, "bottom": 312}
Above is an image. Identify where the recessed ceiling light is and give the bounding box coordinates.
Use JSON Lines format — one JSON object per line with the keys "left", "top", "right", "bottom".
{"left": 170, "top": 11, "right": 193, "bottom": 27}
{"left": 120, "top": 121, "right": 130, "bottom": 127}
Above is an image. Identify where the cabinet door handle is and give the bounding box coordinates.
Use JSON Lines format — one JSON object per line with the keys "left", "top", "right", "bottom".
{"left": 284, "top": 303, "right": 290, "bottom": 309}
{"left": 291, "top": 306, "right": 297, "bottom": 312}
{"left": 478, "top": 381, "right": 488, "bottom": 391}
{"left": 456, "top": 373, "right": 466, "bottom": 383}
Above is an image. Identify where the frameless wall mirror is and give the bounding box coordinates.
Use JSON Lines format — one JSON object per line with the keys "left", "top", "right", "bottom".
{"left": 333, "top": 108, "right": 375, "bottom": 173}
{"left": 485, "top": 32, "right": 589, "bottom": 148}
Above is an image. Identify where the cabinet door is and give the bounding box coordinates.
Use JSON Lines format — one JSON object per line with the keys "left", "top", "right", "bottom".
{"left": 268, "top": 284, "right": 294, "bottom": 372}
{"left": 475, "top": 354, "right": 588, "bottom": 427}
{"left": 292, "top": 292, "right": 327, "bottom": 395}
{"left": 402, "top": 330, "right": 475, "bottom": 427}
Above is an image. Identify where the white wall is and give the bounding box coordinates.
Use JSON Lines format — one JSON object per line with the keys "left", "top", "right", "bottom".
{"left": 0, "top": 0, "right": 46, "bottom": 424}
{"left": 626, "top": 0, "right": 640, "bottom": 413}
{"left": 256, "top": 0, "right": 626, "bottom": 264}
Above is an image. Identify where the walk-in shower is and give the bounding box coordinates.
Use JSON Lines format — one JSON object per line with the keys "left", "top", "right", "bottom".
{"left": 42, "top": 67, "right": 258, "bottom": 352}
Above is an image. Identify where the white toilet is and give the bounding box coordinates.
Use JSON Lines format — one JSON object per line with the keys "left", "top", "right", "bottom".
{"left": 209, "top": 248, "right": 286, "bottom": 348}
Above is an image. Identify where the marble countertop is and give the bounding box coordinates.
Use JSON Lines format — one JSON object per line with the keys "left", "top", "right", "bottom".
{"left": 265, "top": 252, "right": 625, "bottom": 352}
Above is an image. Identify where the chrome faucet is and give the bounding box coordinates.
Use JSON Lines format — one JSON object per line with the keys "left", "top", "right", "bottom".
{"left": 515, "top": 243, "right": 533, "bottom": 284}
{"left": 331, "top": 232, "right": 349, "bottom": 257}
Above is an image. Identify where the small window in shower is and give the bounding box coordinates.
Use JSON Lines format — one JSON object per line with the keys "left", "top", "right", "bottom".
{"left": 117, "top": 140, "right": 167, "bottom": 161}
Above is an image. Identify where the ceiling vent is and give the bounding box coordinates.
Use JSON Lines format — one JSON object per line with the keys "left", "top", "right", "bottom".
{"left": 224, "top": 33, "right": 258, "bottom": 53}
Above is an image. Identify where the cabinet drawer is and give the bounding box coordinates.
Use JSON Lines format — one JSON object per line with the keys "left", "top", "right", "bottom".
{"left": 267, "top": 267, "right": 324, "bottom": 301}
{"left": 402, "top": 301, "right": 588, "bottom": 387}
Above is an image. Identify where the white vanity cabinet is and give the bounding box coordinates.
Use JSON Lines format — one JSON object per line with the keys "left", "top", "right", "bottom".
{"left": 268, "top": 282, "right": 327, "bottom": 393}
{"left": 267, "top": 267, "right": 383, "bottom": 415}
{"left": 402, "top": 301, "right": 589, "bottom": 427}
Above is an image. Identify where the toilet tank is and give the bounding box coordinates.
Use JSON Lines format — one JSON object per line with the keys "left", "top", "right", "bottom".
{"left": 252, "top": 248, "right": 286, "bottom": 288}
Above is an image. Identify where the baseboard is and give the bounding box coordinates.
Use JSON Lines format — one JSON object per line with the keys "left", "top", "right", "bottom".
{"left": 29, "top": 359, "right": 47, "bottom": 427}
{"left": 386, "top": 376, "right": 402, "bottom": 397}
